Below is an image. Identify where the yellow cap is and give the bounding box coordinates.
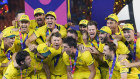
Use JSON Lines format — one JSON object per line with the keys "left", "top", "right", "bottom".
{"left": 99, "top": 26, "right": 112, "bottom": 35}
{"left": 79, "top": 19, "right": 88, "bottom": 26}
{"left": 3, "top": 32, "right": 16, "bottom": 38}
{"left": 122, "top": 23, "right": 134, "bottom": 31}
{"left": 37, "top": 43, "right": 51, "bottom": 57}
{"left": 105, "top": 13, "right": 119, "bottom": 22}
{"left": 19, "top": 15, "right": 30, "bottom": 21}
{"left": 34, "top": 8, "right": 44, "bottom": 15}
{"left": 45, "top": 11, "right": 56, "bottom": 19}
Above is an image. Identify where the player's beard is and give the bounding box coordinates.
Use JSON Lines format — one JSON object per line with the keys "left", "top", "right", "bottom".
{"left": 105, "top": 55, "right": 112, "bottom": 61}
{"left": 103, "top": 35, "right": 108, "bottom": 43}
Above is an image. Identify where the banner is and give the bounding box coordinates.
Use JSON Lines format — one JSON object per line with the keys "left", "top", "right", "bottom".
{"left": 25, "top": 0, "right": 67, "bottom": 25}
{"left": 91, "top": 0, "right": 115, "bottom": 29}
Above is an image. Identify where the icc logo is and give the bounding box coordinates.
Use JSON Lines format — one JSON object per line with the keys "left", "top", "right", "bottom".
{"left": 25, "top": 0, "right": 65, "bottom": 12}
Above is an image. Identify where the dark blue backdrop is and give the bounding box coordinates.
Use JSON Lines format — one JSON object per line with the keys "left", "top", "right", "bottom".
{"left": 91, "top": 0, "right": 115, "bottom": 29}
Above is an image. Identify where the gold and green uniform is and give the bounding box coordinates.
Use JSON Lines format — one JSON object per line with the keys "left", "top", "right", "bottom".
{"left": 47, "top": 47, "right": 67, "bottom": 79}
{"left": 63, "top": 50, "right": 94, "bottom": 79}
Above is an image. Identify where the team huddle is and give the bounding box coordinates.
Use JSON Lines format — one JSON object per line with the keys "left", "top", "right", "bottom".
{"left": 0, "top": 8, "right": 140, "bottom": 79}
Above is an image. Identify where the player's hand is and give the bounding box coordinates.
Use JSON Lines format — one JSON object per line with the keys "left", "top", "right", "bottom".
{"left": 46, "top": 42, "right": 51, "bottom": 47}
{"left": 67, "top": 28, "right": 72, "bottom": 30}
{"left": 52, "top": 28, "right": 59, "bottom": 33}
{"left": 118, "top": 54, "right": 128, "bottom": 61}
{"left": 112, "top": 34, "right": 122, "bottom": 41}
{"left": 29, "top": 44, "right": 37, "bottom": 52}
{"left": 88, "top": 47, "right": 99, "bottom": 54}
{"left": 78, "top": 44, "right": 85, "bottom": 53}
{"left": 120, "top": 60, "right": 130, "bottom": 68}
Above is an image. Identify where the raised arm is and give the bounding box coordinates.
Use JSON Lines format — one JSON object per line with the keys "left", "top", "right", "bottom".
{"left": 67, "top": 65, "right": 73, "bottom": 79}
{"left": 88, "top": 63, "right": 96, "bottom": 79}
{"left": 25, "top": 33, "right": 38, "bottom": 51}
{"left": 121, "top": 72, "right": 127, "bottom": 79}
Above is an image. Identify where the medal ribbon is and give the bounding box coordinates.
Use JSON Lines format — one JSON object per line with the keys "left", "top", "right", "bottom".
{"left": 109, "top": 55, "right": 116, "bottom": 79}
{"left": 20, "top": 68, "right": 27, "bottom": 79}
{"left": 19, "top": 29, "right": 28, "bottom": 50}
{"left": 69, "top": 49, "right": 78, "bottom": 74}
{"left": 4, "top": 50, "right": 11, "bottom": 60}
{"left": 90, "top": 35, "right": 99, "bottom": 48}
{"left": 34, "top": 55, "right": 44, "bottom": 75}
{"left": 46, "top": 25, "right": 57, "bottom": 37}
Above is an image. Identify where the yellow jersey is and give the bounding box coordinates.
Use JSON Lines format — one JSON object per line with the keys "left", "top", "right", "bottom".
{"left": 98, "top": 41, "right": 129, "bottom": 54}
{"left": 34, "top": 24, "right": 67, "bottom": 43}
{"left": 14, "top": 30, "right": 34, "bottom": 52}
{"left": 77, "top": 31, "right": 83, "bottom": 44}
{"left": 63, "top": 50, "right": 94, "bottom": 72}
{"left": 4, "top": 61, "right": 32, "bottom": 79}
{"left": 47, "top": 47, "right": 67, "bottom": 76}
{"left": 106, "top": 56, "right": 129, "bottom": 79}
{"left": 29, "top": 20, "right": 38, "bottom": 30}
{"left": 24, "top": 48, "right": 43, "bottom": 71}
{"left": 113, "top": 26, "right": 126, "bottom": 42}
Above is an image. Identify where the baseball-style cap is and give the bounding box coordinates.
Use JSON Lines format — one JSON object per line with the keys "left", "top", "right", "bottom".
{"left": 34, "top": 8, "right": 44, "bottom": 15}
{"left": 79, "top": 19, "right": 89, "bottom": 26}
{"left": 105, "top": 13, "right": 119, "bottom": 22}
{"left": 99, "top": 26, "right": 112, "bottom": 35}
{"left": 122, "top": 23, "right": 134, "bottom": 31}
{"left": 19, "top": 15, "right": 30, "bottom": 21}
{"left": 37, "top": 43, "right": 51, "bottom": 57}
{"left": 3, "top": 32, "right": 16, "bottom": 38}
{"left": 45, "top": 11, "right": 56, "bottom": 19}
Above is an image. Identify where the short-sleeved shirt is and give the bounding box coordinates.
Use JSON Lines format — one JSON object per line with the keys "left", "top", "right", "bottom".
{"left": 34, "top": 24, "right": 67, "bottom": 43}
{"left": 29, "top": 20, "right": 46, "bottom": 44}
{"left": 128, "top": 38, "right": 140, "bottom": 59}
{"left": 0, "top": 40, "right": 12, "bottom": 67}
{"left": 89, "top": 36, "right": 99, "bottom": 49}
{"left": 136, "top": 38, "right": 140, "bottom": 58}
{"left": 14, "top": 30, "right": 34, "bottom": 52}
{"left": 24, "top": 48, "right": 43, "bottom": 71}
{"left": 77, "top": 31, "right": 83, "bottom": 44}
{"left": 47, "top": 47, "right": 67, "bottom": 76}
{"left": 63, "top": 50, "right": 94, "bottom": 72}
{"left": 98, "top": 42, "right": 105, "bottom": 53}
{"left": 106, "top": 56, "right": 129, "bottom": 79}
{"left": 113, "top": 26, "right": 126, "bottom": 42}
{"left": 98, "top": 41, "right": 129, "bottom": 54}
{"left": 29, "top": 20, "right": 38, "bottom": 30}
{"left": 4, "top": 61, "right": 32, "bottom": 79}
{"left": 82, "top": 41, "right": 100, "bottom": 68}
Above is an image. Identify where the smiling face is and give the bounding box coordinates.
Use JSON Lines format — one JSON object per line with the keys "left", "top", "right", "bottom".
{"left": 123, "top": 29, "right": 134, "bottom": 42}
{"left": 45, "top": 15, "right": 56, "bottom": 29}
{"left": 88, "top": 25, "right": 97, "bottom": 39}
{"left": 63, "top": 43, "right": 73, "bottom": 55}
{"left": 106, "top": 19, "right": 118, "bottom": 32}
{"left": 4, "top": 37, "right": 15, "bottom": 48}
{"left": 79, "top": 25, "right": 87, "bottom": 34}
{"left": 34, "top": 13, "right": 45, "bottom": 26}
{"left": 15, "top": 13, "right": 25, "bottom": 27}
{"left": 19, "top": 21, "right": 30, "bottom": 33}
{"left": 103, "top": 45, "right": 112, "bottom": 60}
{"left": 51, "top": 36, "right": 62, "bottom": 50}
{"left": 99, "top": 32, "right": 108, "bottom": 43}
